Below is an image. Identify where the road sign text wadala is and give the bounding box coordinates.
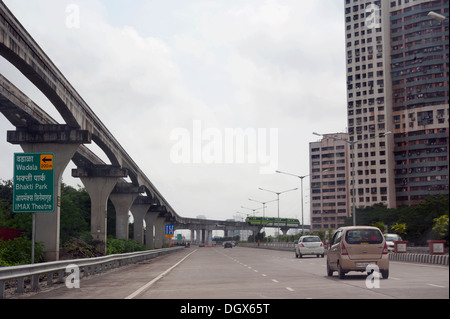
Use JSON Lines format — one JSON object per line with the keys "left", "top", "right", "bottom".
{"left": 13, "top": 153, "right": 55, "bottom": 213}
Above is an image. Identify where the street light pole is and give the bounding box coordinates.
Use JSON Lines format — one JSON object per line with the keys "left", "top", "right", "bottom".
{"left": 241, "top": 206, "right": 265, "bottom": 242}
{"left": 258, "top": 187, "right": 298, "bottom": 236}
{"left": 248, "top": 198, "right": 278, "bottom": 235}
{"left": 276, "top": 170, "right": 310, "bottom": 234}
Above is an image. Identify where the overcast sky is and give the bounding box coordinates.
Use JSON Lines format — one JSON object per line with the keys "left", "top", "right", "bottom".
{"left": 0, "top": 0, "right": 348, "bottom": 225}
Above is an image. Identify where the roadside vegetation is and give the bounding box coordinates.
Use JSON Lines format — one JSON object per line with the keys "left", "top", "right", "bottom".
{"left": 0, "top": 179, "right": 147, "bottom": 266}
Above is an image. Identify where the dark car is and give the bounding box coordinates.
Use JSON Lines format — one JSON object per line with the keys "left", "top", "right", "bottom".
{"left": 224, "top": 241, "right": 233, "bottom": 248}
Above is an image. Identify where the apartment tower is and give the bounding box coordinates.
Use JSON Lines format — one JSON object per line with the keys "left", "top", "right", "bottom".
{"left": 389, "top": 0, "right": 449, "bottom": 206}
{"left": 345, "top": 0, "right": 397, "bottom": 214}
{"left": 344, "top": 0, "right": 448, "bottom": 212}
{"left": 310, "top": 133, "right": 350, "bottom": 231}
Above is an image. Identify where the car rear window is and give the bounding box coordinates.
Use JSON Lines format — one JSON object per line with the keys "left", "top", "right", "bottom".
{"left": 345, "top": 229, "right": 383, "bottom": 244}
{"left": 302, "top": 237, "right": 321, "bottom": 242}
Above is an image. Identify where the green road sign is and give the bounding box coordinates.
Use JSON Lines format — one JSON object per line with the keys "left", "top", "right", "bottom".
{"left": 13, "top": 153, "right": 55, "bottom": 213}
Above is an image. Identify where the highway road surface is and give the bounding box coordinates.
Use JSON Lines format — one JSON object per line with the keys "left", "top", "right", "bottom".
{"left": 13, "top": 246, "right": 449, "bottom": 300}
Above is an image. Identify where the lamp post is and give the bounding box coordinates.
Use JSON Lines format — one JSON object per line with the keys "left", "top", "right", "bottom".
{"left": 241, "top": 206, "right": 264, "bottom": 242}
{"left": 258, "top": 187, "right": 298, "bottom": 236}
{"left": 276, "top": 170, "right": 310, "bottom": 234}
{"left": 248, "top": 198, "right": 278, "bottom": 235}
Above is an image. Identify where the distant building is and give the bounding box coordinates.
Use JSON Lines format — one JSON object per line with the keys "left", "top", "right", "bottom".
{"left": 309, "top": 133, "right": 350, "bottom": 232}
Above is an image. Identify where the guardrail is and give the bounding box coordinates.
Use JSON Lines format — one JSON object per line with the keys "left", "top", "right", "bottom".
{"left": 239, "top": 243, "right": 449, "bottom": 266}
{"left": 0, "top": 246, "right": 184, "bottom": 299}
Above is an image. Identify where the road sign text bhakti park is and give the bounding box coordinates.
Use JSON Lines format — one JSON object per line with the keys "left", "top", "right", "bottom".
{"left": 13, "top": 153, "right": 55, "bottom": 213}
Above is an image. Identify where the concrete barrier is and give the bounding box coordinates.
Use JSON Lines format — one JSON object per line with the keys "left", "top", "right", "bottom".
{"left": 389, "top": 253, "right": 449, "bottom": 266}
{"left": 240, "top": 242, "right": 449, "bottom": 266}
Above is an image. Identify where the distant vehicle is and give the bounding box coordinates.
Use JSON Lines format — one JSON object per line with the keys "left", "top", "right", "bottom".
{"left": 327, "top": 226, "right": 389, "bottom": 279}
{"left": 295, "top": 236, "right": 325, "bottom": 258}
{"left": 224, "top": 241, "right": 233, "bottom": 248}
{"left": 246, "top": 216, "right": 300, "bottom": 227}
{"left": 385, "top": 234, "right": 402, "bottom": 252}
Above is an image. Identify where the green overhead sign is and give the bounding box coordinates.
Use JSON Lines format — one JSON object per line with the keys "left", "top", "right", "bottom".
{"left": 13, "top": 153, "right": 55, "bottom": 213}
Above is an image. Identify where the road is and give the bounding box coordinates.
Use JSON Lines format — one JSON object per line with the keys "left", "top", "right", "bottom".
{"left": 15, "top": 246, "right": 449, "bottom": 300}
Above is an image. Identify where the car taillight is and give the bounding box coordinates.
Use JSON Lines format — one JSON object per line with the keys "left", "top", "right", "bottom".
{"left": 320, "top": 242, "right": 323, "bottom": 247}
{"left": 341, "top": 242, "right": 348, "bottom": 255}
{"left": 382, "top": 243, "right": 388, "bottom": 254}
{"left": 300, "top": 243, "right": 305, "bottom": 247}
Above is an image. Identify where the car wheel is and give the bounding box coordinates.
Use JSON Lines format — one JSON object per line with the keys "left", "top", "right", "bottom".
{"left": 338, "top": 263, "right": 345, "bottom": 279}
{"left": 381, "top": 269, "right": 389, "bottom": 279}
{"left": 326, "top": 262, "right": 333, "bottom": 277}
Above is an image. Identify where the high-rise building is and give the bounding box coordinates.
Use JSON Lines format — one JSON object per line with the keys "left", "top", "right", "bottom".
{"left": 344, "top": 0, "right": 398, "bottom": 211}
{"left": 344, "top": 0, "right": 448, "bottom": 213}
{"left": 310, "top": 133, "right": 350, "bottom": 231}
{"left": 389, "top": 0, "right": 449, "bottom": 206}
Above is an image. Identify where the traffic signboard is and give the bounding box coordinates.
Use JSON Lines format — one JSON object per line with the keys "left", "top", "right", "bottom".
{"left": 13, "top": 153, "right": 55, "bottom": 213}
{"left": 165, "top": 224, "right": 175, "bottom": 238}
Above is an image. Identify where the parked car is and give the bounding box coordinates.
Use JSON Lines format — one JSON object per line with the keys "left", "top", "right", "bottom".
{"left": 295, "top": 235, "right": 325, "bottom": 258}
{"left": 327, "top": 226, "right": 389, "bottom": 279}
{"left": 224, "top": 241, "right": 233, "bottom": 248}
{"left": 385, "top": 234, "right": 402, "bottom": 252}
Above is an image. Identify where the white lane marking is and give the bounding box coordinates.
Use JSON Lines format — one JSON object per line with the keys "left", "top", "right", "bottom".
{"left": 124, "top": 250, "right": 197, "bottom": 299}
{"left": 428, "top": 284, "right": 445, "bottom": 288}
{"left": 286, "top": 287, "right": 294, "bottom": 292}
{"left": 272, "top": 279, "right": 279, "bottom": 283}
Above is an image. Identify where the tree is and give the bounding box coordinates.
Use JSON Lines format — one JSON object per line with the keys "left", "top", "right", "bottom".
{"left": 391, "top": 223, "right": 407, "bottom": 238}
{"left": 432, "top": 215, "right": 449, "bottom": 241}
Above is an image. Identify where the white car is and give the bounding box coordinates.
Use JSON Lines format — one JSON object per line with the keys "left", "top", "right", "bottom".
{"left": 295, "top": 236, "right": 325, "bottom": 258}
{"left": 385, "top": 234, "right": 402, "bottom": 252}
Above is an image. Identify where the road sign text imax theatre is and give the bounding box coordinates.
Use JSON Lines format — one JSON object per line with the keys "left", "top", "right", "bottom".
{"left": 13, "top": 153, "right": 55, "bottom": 213}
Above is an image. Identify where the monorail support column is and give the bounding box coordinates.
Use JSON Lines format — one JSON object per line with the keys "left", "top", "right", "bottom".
{"left": 7, "top": 125, "right": 91, "bottom": 261}
{"left": 190, "top": 229, "right": 195, "bottom": 244}
{"left": 144, "top": 212, "right": 159, "bottom": 249}
{"left": 110, "top": 183, "right": 144, "bottom": 240}
{"left": 130, "top": 196, "right": 152, "bottom": 245}
{"left": 72, "top": 166, "right": 128, "bottom": 255}
{"left": 154, "top": 216, "right": 166, "bottom": 249}
{"left": 280, "top": 227, "right": 289, "bottom": 236}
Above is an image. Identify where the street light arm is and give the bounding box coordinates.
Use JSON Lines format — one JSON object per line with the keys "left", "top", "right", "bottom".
{"left": 249, "top": 198, "right": 278, "bottom": 205}
{"left": 428, "top": 11, "right": 447, "bottom": 21}
{"left": 276, "top": 170, "right": 310, "bottom": 179}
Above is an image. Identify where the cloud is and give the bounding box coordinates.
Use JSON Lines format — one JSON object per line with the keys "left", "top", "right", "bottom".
{"left": 0, "top": 0, "right": 348, "bottom": 226}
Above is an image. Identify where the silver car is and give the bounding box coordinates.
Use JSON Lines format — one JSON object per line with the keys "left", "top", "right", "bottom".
{"left": 385, "top": 234, "right": 402, "bottom": 252}
{"left": 295, "top": 236, "right": 325, "bottom": 258}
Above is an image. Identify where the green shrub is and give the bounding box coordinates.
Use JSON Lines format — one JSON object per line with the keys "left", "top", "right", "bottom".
{"left": 106, "top": 238, "right": 147, "bottom": 255}
{"left": 0, "top": 237, "right": 44, "bottom": 266}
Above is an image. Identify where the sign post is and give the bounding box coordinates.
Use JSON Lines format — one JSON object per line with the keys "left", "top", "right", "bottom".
{"left": 13, "top": 153, "right": 55, "bottom": 263}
